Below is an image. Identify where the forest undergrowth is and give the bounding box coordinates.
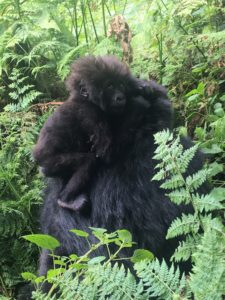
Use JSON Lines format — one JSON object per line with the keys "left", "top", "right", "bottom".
{"left": 0, "top": 0, "right": 224, "bottom": 299}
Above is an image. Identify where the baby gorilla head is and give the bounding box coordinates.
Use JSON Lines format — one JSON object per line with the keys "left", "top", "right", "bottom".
{"left": 66, "top": 55, "right": 132, "bottom": 114}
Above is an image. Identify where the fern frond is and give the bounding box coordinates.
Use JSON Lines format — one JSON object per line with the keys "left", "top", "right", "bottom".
{"left": 154, "top": 130, "right": 173, "bottom": 147}
{"left": 192, "top": 193, "right": 224, "bottom": 212}
{"left": 8, "top": 91, "right": 19, "bottom": 100}
{"left": 166, "top": 188, "right": 191, "bottom": 205}
{"left": 18, "top": 84, "right": 35, "bottom": 95}
{"left": 176, "top": 144, "right": 198, "bottom": 173}
{"left": 175, "top": 0, "right": 206, "bottom": 17}
{"left": 48, "top": 263, "right": 146, "bottom": 300}
{"left": 0, "top": 208, "right": 26, "bottom": 237}
{"left": 6, "top": 68, "right": 42, "bottom": 111}
{"left": 186, "top": 169, "right": 210, "bottom": 191}
{"left": 201, "top": 216, "right": 225, "bottom": 236}
{"left": 135, "top": 259, "right": 186, "bottom": 300}
{"left": 166, "top": 214, "right": 200, "bottom": 239}
{"left": 190, "top": 229, "right": 225, "bottom": 300}
{"left": 4, "top": 103, "right": 19, "bottom": 112}
{"left": 152, "top": 168, "right": 166, "bottom": 181}
{"left": 172, "top": 234, "right": 201, "bottom": 262}
{"left": 160, "top": 174, "right": 184, "bottom": 190}
{"left": 57, "top": 44, "right": 86, "bottom": 80}
{"left": 21, "top": 91, "right": 42, "bottom": 109}
{"left": 30, "top": 40, "right": 68, "bottom": 57}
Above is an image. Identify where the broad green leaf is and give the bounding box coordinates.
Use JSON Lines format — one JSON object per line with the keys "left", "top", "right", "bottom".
{"left": 21, "top": 272, "right": 37, "bottom": 282}
{"left": 22, "top": 234, "right": 60, "bottom": 251}
{"left": 88, "top": 256, "right": 106, "bottom": 265}
{"left": 35, "top": 276, "right": 45, "bottom": 284}
{"left": 89, "top": 227, "right": 107, "bottom": 241}
{"left": 203, "top": 144, "right": 223, "bottom": 154}
{"left": 197, "top": 82, "right": 205, "bottom": 94}
{"left": 209, "top": 187, "right": 225, "bottom": 202}
{"left": 69, "top": 263, "right": 88, "bottom": 270}
{"left": 53, "top": 259, "right": 66, "bottom": 266}
{"left": 131, "top": 249, "right": 154, "bottom": 263}
{"left": 47, "top": 268, "right": 66, "bottom": 279}
{"left": 187, "top": 94, "right": 199, "bottom": 102}
{"left": 70, "top": 229, "right": 89, "bottom": 238}
{"left": 115, "top": 229, "right": 133, "bottom": 247}
{"left": 209, "top": 162, "right": 224, "bottom": 176}
{"left": 69, "top": 254, "right": 78, "bottom": 260}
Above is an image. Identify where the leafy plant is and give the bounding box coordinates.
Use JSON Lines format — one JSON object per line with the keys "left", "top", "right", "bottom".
{"left": 0, "top": 111, "right": 45, "bottom": 297}
{"left": 153, "top": 130, "right": 225, "bottom": 299}
{"left": 4, "top": 68, "right": 42, "bottom": 112}
{"left": 20, "top": 131, "right": 224, "bottom": 300}
{"left": 22, "top": 228, "right": 186, "bottom": 300}
{"left": 0, "top": 0, "right": 224, "bottom": 298}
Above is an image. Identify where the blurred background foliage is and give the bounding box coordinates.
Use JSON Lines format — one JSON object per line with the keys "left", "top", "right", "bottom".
{"left": 0, "top": 0, "right": 224, "bottom": 298}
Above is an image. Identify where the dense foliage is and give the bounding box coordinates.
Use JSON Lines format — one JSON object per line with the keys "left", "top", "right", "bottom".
{"left": 21, "top": 132, "right": 225, "bottom": 299}
{"left": 0, "top": 0, "right": 224, "bottom": 299}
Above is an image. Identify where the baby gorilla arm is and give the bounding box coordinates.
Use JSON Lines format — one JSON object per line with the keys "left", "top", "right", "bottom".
{"left": 33, "top": 99, "right": 112, "bottom": 212}
{"left": 58, "top": 156, "right": 96, "bottom": 210}
{"left": 72, "top": 99, "right": 113, "bottom": 163}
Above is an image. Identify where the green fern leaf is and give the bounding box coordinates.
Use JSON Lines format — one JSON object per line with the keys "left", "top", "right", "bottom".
{"left": 8, "top": 91, "right": 19, "bottom": 100}
{"left": 135, "top": 259, "right": 186, "bottom": 300}
{"left": 53, "top": 263, "right": 146, "bottom": 300}
{"left": 18, "top": 84, "right": 34, "bottom": 95}
{"left": 177, "top": 144, "right": 198, "bottom": 173}
{"left": 190, "top": 229, "right": 225, "bottom": 300}
{"left": 160, "top": 174, "right": 184, "bottom": 190}
{"left": 193, "top": 193, "right": 224, "bottom": 212}
{"left": 186, "top": 169, "right": 210, "bottom": 191}
{"left": 166, "top": 214, "right": 200, "bottom": 239}
{"left": 166, "top": 188, "right": 191, "bottom": 205}
{"left": 172, "top": 234, "right": 201, "bottom": 262}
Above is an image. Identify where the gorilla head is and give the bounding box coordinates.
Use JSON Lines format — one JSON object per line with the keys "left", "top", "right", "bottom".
{"left": 66, "top": 55, "right": 136, "bottom": 115}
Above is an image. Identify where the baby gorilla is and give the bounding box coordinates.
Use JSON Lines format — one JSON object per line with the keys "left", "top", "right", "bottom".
{"left": 33, "top": 55, "right": 150, "bottom": 211}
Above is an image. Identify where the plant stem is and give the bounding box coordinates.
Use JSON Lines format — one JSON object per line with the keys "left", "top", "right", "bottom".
{"left": 87, "top": 0, "right": 99, "bottom": 43}
{"left": 73, "top": 0, "right": 79, "bottom": 45}
{"left": 105, "top": 2, "right": 112, "bottom": 16}
{"left": 81, "top": 0, "right": 89, "bottom": 44}
{"left": 156, "top": 33, "right": 164, "bottom": 83}
{"left": 101, "top": 0, "right": 107, "bottom": 37}
{"left": 122, "top": 0, "right": 128, "bottom": 14}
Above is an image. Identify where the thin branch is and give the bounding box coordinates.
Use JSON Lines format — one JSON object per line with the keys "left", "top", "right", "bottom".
{"left": 105, "top": 2, "right": 112, "bottom": 17}
{"left": 87, "top": 0, "right": 99, "bottom": 43}
{"left": 81, "top": 0, "right": 89, "bottom": 44}
{"left": 160, "top": 0, "right": 207, "bottom": 60}
{"left": 122, "top": 0, "right": 128, "bottom": 15}
{"left": 73, "top": 0, "right": 79, "bottom": 45}
{"left": 102, "top": 0, "right": 107, "bottom": 37}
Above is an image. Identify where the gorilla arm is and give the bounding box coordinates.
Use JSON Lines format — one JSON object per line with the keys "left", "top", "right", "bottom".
{"left": 33, "top": 98, "right": 112, "bottom": 177}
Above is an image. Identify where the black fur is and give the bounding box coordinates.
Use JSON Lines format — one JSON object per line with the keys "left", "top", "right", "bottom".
{"left": 38, "top": 56, "right": 205, "bottom": 289}
{"left": 33, "top": 56, "right": 150, "bottom": 211}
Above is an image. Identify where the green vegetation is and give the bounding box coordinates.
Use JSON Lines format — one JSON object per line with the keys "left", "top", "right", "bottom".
{"left": 21, "top": 132, "right": 225, "bottom": 299}
{"left": 0, "top": 0, "right": 224, "bottom": 299}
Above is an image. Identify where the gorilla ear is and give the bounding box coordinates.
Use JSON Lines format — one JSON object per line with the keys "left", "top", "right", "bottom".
{"left": 79, "top": 80, "right": 89, "bottom": 98}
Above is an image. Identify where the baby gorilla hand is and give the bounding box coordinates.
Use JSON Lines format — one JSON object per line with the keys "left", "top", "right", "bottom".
{"left": 135, "top": 78, "right": 168, "bottom": 100}
{"left": 90, "top": 123, "right": 112, "bottom": 163}
{"left": 136, "top": 79, "right": 153, "bottom": 97}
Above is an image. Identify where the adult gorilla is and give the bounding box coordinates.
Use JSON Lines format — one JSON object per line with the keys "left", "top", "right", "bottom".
{"left": 39, "top": 57, "right": 203, "bottom": 279}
